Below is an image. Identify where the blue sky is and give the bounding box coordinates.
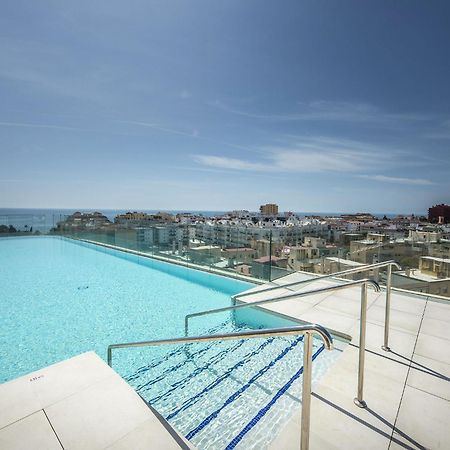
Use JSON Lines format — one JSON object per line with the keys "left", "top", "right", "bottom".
{"left": 1, "top": 0, "right": 449, "bottom": 213}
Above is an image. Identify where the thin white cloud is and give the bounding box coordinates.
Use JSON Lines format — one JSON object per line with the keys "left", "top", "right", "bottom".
{"left": 192, "top": 155, "right": 270, "bottom": 171}
{"left": 121, "top": 119, "right": 261, "bottom": 153}
{"left": 357, "top": 174, "right": 434, "bottom": 186}
{"left": 0, "top": 121, "right": 86, "bottom": 131}
{"left": 208, "top": 100, "right": 434, "bottom": 127}
{"left": 193, "top": 148, "right": 369, "bottom": 173}
{"left": 120, "top": 120, "right": 198, "bottom": 138}
{"left": 193, "top": 134, "right": 397, "bottom": 174}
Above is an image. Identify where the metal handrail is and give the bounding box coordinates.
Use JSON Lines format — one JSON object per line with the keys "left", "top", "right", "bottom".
{"left": 108, "top": 324, "right": 333, "bottom": 450}
{"left": 185, "top": 278, "right": 380, "bottom": 336}
{"left": 234, "top": 260, "right": 399, "bottom": 351}
{"left": 233, "top": 260, "right": 399, "bottom": 301}
{"left": 185, "top": 279, "right": 380, "bottom": 410}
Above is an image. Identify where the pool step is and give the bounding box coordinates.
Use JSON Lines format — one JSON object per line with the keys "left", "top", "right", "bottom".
{"left": 124, "top": 320, "right": 233, "bottom": 384}
{"left": 223, "top": 344, "right": 325, "bottom": 450}
{"left": 126, "top": 331, "right": 324, "bottom": 449}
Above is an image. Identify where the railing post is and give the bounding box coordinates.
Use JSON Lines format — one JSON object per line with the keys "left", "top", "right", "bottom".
{"left": 184, "top": 316, "right": 189, "bottom": 337}
{"left": 354, "top": 283, "right": 368, "bottom": 408}
{"left": 382, "top": 264, "right": 392, "bottom": 351}
{"left": 268, "top": 230, "right": 273, "bottom": 282}
{"left": 107, "top": 347, "right": 112, "bottom": 366}
{"left": 301, "top": 332, "right": 313, "bottom": 450}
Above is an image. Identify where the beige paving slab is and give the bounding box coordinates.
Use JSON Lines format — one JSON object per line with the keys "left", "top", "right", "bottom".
{"left": 407, "top": 354, "right": 450, "bottom": 401}
{"left": 288, "top": 290, "right": 337, "bottom": 306}
{"left": 315, "top": 351, "right": 407, "bottom": 425}
{"left": 366, "top": 304, "right": 423, "bottom": 335}
{"left": 29, "top": 351, "right": 115, "bottom": 409}
{"left": 239, "top": 280, "right": 339, "bottom": 306}
{"left": 285, "top": 278, "right": 343, "bottom": 294}
{"left": 270, "top": 383, "right": 392, "bottom": 450}
{"left": 330, "top": 345, "right": 410, "bottom": 385}
{"left": 295, "top": 306, "right": 357, "bottom": 334}
{"left": 372, "top": 293, "right": 427, "bottom": 316}
{"left": 0, "top": 352, "right": 116, "bottom": 432}
{"left": 424, "top": 300, "right": 450, "bottom": 322}
{"left": 420, "top": 316, "right": 450, "bottom": 342}
{"left": 317, "top": 295, "right": 369, "bottom": 319}
{"left": 0, "top": 410, "right": 62, "bottom": 450}
{"left": 106, "top": 417, "right": 185, "bottom": 450}
{"left": 415, "top": 333, "right": 450, "bottom": 365}
{"left": 236, "top": 286, "right": 293, "bottom": 302}
{"left": 392, "top": 385, "right": 450, "bottom": 450}
{"left": 348, "top": 321, "right": 417, "bottom": 363}
{"left": 45, "top": 374, "right": 152, "bottom": 450}
{"left": 258, "top": 300, "right": 314, "bottom": 318}
{"left": 0, "top": 375, "right": 41, "bottom": 430}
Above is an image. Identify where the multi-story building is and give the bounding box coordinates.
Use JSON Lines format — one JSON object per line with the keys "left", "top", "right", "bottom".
{"left": 58, "top": 211, "right": 111, "bottom": 230}
{"left": 221, "top": 248, "right": 257, "bottom": 266}
{"left": 408, "top": 230, "right": 442, "bottom": 243}
{"left": 286, "top": 245, "right": 320, "bottom": 272}
{"left": 428, "top": 204, "right": 450, "bottom": 224}
{"left": 319, "top": 257, "right": 367, "bottom": 278}
{"left": 188, "top": 245, "right": 222, "bottom": 265}
{"left": 349, "top": 236, "right": 424, "bottom": 265}
{"left": 114, "top": 211, "right": 174, "bottom": 228}
{"left": 192, "top": 219, "right": 328, "bottom": 249}
{"left": 392, "top": 256, "right": 450, "bottom": 296}
{"left": 420, "top": 256, "right": 450, "bottom": 278}
{"left": 259, "top": 203, "right": 278, "bottom": 216}
{"left": 251, "top": 255, "right": 288, "bottom": 280}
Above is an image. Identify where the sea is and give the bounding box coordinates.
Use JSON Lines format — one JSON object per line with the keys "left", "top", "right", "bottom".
{"left": 0, "top": 208, "right": 426, "bottom": 233}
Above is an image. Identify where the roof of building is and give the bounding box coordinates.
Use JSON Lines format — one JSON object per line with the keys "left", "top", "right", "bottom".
{"left": 422, "top": 256, "right": 450, "bottom": 263}
{"left": 325, "top": 257, "right": 365, "bottom": 266}
{"left": 252, "top": 256, "right": 287, "bottom": 263}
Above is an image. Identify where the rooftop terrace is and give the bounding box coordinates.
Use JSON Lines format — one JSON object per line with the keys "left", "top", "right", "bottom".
{"left": 1, "top": 239, "right": 449, "bottom": 449}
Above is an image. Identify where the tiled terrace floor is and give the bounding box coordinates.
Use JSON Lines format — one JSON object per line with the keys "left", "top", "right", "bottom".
{"left": 0, "top": 352, "right": 192, "bottom": 450}
{"left": 237, "top": 273, "right": 450, "bottom": 449}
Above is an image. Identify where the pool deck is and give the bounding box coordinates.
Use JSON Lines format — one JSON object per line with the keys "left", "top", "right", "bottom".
{"left": 237, "top": 273, "right": 450, "bottom": 449}
{"left": 0, "top": 352, "right": 193, "bottom": 450}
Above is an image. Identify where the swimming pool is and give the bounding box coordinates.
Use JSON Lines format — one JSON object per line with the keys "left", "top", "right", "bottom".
{"left": 0, "top": 236, "right": 343, "bottom": 449}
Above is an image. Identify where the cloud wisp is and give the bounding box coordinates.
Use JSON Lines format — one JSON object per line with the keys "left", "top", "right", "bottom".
{"left": 192, "top": 134, "right": 438, "bottom": 187}
{"left": 193, "top": 134, "right": 396, "bottom": 174}
{"left": 209, "top": 100, "right": 435, "bottom": 127}
{"left": 193, "top": 148, "right": 370, "bottom": 174}
{"left": 357, "top": 174, "right": 435, "bottom": 186}
{"left": 0, "top": 121, "right": 87, "bottom": 132}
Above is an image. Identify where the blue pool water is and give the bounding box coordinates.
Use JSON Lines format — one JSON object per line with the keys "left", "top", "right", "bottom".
{"left": 0, "top": 236, "right": 256, "bottom": 383}
{"left": 0, "top": 236, "right": 343, "bottom": 449}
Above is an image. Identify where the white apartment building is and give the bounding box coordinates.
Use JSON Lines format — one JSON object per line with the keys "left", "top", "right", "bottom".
{"left": 192, "top": 219, "right": 328, "bottom": 248}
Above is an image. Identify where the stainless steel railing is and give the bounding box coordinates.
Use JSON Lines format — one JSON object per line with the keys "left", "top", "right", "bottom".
{"left": 188, "top": 261, "right": 401, "bottom": 351}
{"left": 108, "top": 324, "right": 333, "bottom": 450}
{"left": 185, "top": 279, "right": 380, "bottom": 408}
{"left": 233, "top": 260, "right": 400, "bottom": 350}
{"left": 233, "top": 260, "right": 398, "bottom": 301}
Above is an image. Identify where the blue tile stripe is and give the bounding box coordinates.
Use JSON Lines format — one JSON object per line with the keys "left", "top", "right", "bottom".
{"left": 224, "top": 344, "right": 325, "bottom": 450}
{"left": 127, "top": 342, "right": 214, "bottom": 383}
{"left": 138, "top": 339, "right": 247, "bottom": 393}
{"left": 185, "top": 335, "right": 304, "bottom": 441}
{"left": 163, "top": 337, "right": 276, "bottom": 419}
{"left": 125, "top": 320, "right": 232, "bottom": 382}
